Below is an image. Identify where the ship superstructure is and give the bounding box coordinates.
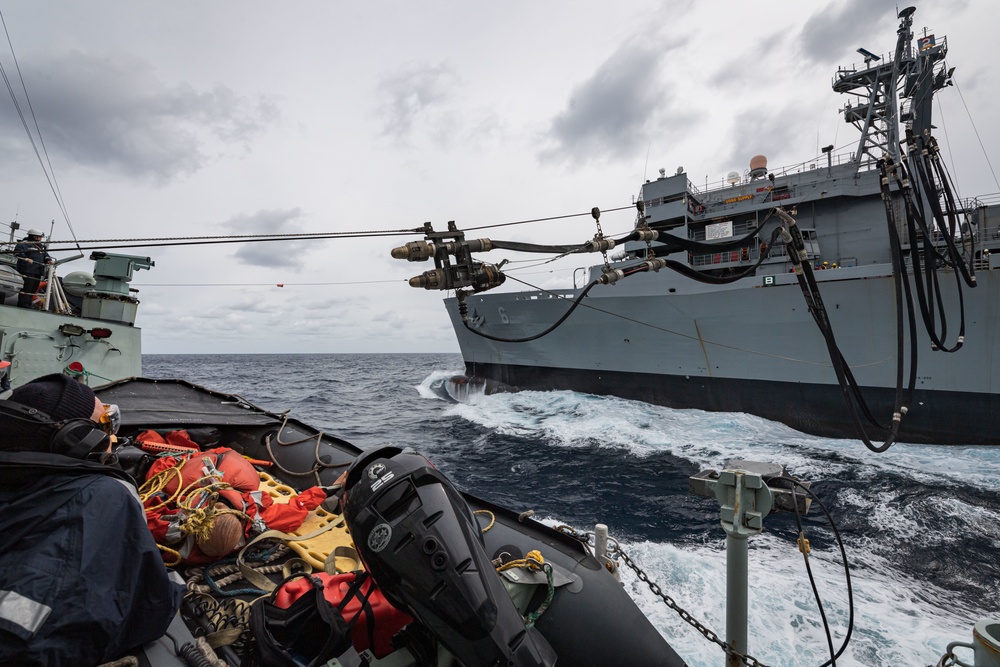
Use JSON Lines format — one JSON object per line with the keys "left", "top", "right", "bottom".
{"left": 0, "top": 240, "right": 153, "bottom": 386}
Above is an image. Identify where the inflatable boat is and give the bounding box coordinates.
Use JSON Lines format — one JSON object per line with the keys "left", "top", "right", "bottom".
{"left": 95, "top": 377, "right": 688, "bottom": 667}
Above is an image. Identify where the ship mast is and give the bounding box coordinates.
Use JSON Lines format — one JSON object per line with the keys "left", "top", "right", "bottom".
{"left": 834, "top": 6, "right": 953, "bottom": 167}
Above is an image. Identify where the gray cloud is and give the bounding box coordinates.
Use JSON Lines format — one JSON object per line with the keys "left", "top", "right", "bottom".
{"left": 376, "top": 63, "right": 461, "bottom": 143}
{"left": 221, "top": 208, "right": 315, "bottom": 268}
{"left": 220, "top": 299, "right": 274, "bottom": 315}
{"left": 0, "top": 52, "right": 279, "bottom": 183}
{"left": 538, "top": 42, "right": 675, "bottom": 165}
{"left": 302, "top": 295, "right": 365, "bottom": 313}
{"left": 709, "top": 32, "right": 784, "bottom": 88}
{"left": 717, "top": 108, "right": 806, "bottom": 175}
{"left": 798, "top": 0, "right": 898, "bottom": 64}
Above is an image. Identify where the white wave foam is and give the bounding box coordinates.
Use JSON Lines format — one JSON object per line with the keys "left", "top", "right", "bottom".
{"left": 419, "top": 374, "right": 999, "bottom": 665}
{"left": 415, "top": 368, "right": 469, "bottom": 400}
{"left": 422, "top": 381, "right": 1000, "bottom": 493}
{"left": 616, "top": 534, "right": 984, "bottom": 667}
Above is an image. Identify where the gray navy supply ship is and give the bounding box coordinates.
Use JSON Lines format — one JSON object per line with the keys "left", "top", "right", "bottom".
{"left": 395, "top": 6, "right": 999, "bottom": 447}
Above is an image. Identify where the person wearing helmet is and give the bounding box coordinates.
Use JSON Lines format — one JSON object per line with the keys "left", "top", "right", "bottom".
{"left": 13, "top": 229, "right": 54, "bottom": 309}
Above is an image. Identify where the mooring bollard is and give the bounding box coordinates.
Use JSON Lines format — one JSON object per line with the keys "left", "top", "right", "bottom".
{"left": 947, "top": 619, "right": 1000, "bottom": 667}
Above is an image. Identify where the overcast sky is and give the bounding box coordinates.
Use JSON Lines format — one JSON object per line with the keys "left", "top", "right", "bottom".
{"left": 1, "top": 0, "right": 996, "bottom": 354}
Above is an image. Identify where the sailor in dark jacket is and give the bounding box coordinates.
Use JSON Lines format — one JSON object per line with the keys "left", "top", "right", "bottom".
{"left": 0, "top": 374, "right": 183, "bottom": 666}
{"left": 13, "top": 229, "right": 53, "bottom": 308}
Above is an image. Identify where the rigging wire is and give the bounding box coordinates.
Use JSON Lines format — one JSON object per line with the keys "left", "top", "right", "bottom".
{"left": 461, "top": 205, "right": 636, "bottom": 233}
{"left": 40, "top": 229, "right": 421, "bottom": 252}
{"left": 951, "top": 76, "right": 1000, "bottom": 193}
{"left": 0, "top": 15, "right": 632, "bottom": 257}
{"left": 137, "top": 279, "right": 405, "bottom": 288}
{"left": 47, "top": 229, "right": 422, "bottom": 244}
{"left": 0, "top": 9, "right": 81, "bottom": 251}
{"left": 37, "top": 205, "right": 641, "bottom": 253}
{"left": 934, "top": 95, "right": 959, "bottom": 196}
{"left": 500, "top": 256, "right": 573, "bottom": 270}
{"left": 137, "top": 266, "right": 583, "bottom": 289}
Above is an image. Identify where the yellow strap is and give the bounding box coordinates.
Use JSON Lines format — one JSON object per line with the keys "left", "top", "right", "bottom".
{"left": 204, "top": 627, "right": 244, "bottom": 649}
{"left": 324, "top": 545, "right": 360, "bottom": 575}
{"left": 236, "top": 521, "right": 344, "bottom": 592}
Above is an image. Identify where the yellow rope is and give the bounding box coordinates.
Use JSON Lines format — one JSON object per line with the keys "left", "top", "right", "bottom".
{"left": 473, "top": 509, "right": 495, "bottom": 533}
{"left": 157, "top": 543, "right": 183, "bottom": 568}
{"left": 496, "top": 549, "right": 545, "bottom": 573}
{"left": 138, "top": 456, "right": 250, "bottom": 556}
{"left": 138, "top": 464, "right": 186, "bottom": 508}
{"left": 175, "top": 478, "right": 252, "bottom": 542}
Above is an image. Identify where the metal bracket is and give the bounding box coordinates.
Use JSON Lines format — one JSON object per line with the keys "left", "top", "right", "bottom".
{"left": 688, "top": 460, "right": 812, "bottom": 666}
{"left": 690, "top": 459, "right": 811, "bottom": 517}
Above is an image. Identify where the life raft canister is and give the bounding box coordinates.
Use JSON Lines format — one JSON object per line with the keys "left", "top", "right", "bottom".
{"left": 274, "top": 571, "right": 412, "bottom": 659}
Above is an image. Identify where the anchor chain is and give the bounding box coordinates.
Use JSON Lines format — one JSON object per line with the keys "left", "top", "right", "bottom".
{"left": 614, "top": 547, "right": 772, "bottom": 667}
{"left": 552, "top": 524, "right": 770, "bottom": 666}
{"left": 935, "top": 648, "right": 959, "bottom": 667}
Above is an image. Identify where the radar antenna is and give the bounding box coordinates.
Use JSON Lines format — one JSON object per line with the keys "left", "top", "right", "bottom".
{"left": 833, "top": 7, "right": 952, "bottom": 166}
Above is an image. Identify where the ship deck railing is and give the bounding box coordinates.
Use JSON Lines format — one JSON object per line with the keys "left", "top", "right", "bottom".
{"left": 967, "top": 193, "right": 1000, "bottom": 208}
{"left": 692, "top": 149, "right": 870, "bottom": 198}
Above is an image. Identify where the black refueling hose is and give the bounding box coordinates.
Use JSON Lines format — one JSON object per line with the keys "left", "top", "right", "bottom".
{"left": 777, "top": 205, "right": 909, "bottom": 453}
{"left": 898, "top": 129, "right": 975, "bottom": 352}
{"left": 787, "top": 479, "right": 855, "bottom": 667}
{"left": 458, "top": 279, "right": 603, "bottom": 343}
{"left": 407, "top": 138, "right": 975, "bottom": 452}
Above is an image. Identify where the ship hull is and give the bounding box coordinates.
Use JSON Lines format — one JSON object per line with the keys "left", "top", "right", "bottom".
{"left": 445, "top": 266, "right": 1000, "bottom": 446}
{"left": 454, "top": 361, "right": 996, "bottom": 445}
{"left": 0, "top": 305, "right": 142, "bottom": 386}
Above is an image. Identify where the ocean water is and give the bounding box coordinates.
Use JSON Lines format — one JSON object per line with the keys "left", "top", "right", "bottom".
{"left": 143, "top": 353, "right": 999, "bottom": 667}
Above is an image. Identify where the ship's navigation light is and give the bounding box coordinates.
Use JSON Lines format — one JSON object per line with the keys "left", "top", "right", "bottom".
{"left": 90, "top": 328, "right": 113, "bottom": 339}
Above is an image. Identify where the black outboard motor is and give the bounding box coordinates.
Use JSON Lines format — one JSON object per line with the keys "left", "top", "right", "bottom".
{"left": 342, "top": 446, "right": 557, "bottom": 667}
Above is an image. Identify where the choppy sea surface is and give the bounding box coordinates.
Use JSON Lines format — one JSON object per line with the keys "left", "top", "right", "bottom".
{"left": 143, "top": 353, "right": 999, "bottom": 667}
